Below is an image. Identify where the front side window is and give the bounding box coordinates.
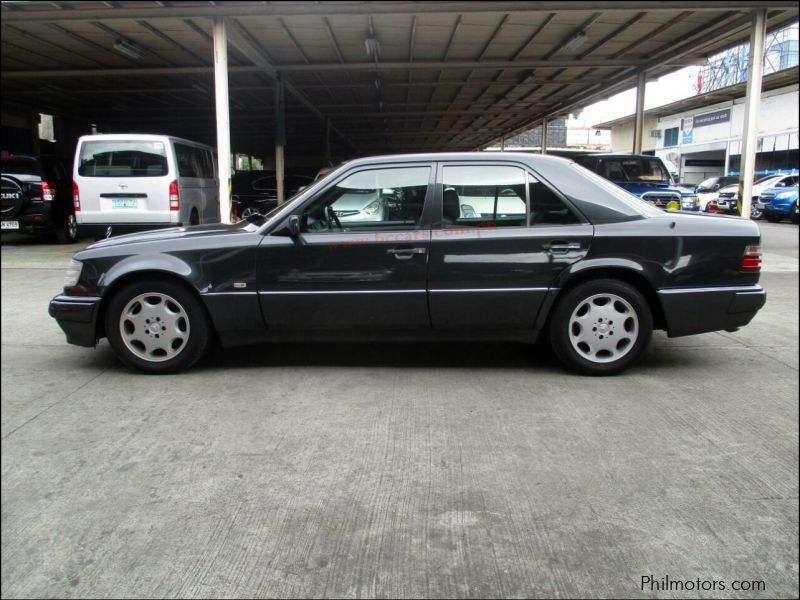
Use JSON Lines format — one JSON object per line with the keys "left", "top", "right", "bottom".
{"left": 78, "top": 140, "right": 168, "bottom": 177}
{"left": 442, "top": 165, "right": 526, "bottom": 228}
{"left": 300, "top": 166, "right": 430, "bottom": 232}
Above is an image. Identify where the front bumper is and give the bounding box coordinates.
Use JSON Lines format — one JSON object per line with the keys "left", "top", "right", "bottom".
{"left": 762, "top": 203, "right": 794, "bottom": 216}
{"left": 48, "top": 294, "right": 102, "bottom": 347}
{"left": 657, "top": 285, "right": 766, "bottom": 337}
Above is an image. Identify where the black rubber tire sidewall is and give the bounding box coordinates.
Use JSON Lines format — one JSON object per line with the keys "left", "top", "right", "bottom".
{"left": 105, "top": 279, "right": 211, "bottom": 374}
{"left": 549, "top": 278, "right": 653, "bottom": 376}
{"left": 55, "top": 212, "right": 78, "bottom": 244}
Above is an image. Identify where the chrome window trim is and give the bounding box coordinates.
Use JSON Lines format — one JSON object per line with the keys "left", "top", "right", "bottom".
{"left": 658, "top": 285, "right": 764, "bottom": 294}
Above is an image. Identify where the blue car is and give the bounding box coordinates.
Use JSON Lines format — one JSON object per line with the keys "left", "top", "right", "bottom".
{"left": 757, "top": 185, "right": 799, "bottom": 223}
{"left": 574, "top": 153, "right": 699, "bottom": 211}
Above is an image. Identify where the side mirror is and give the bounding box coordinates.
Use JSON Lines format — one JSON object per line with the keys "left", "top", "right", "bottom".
{"left": 288, "top": 214, "right": 301, "bottom": 237}
{"left": 273, "top": 214, "right": 301, "bottom": 238}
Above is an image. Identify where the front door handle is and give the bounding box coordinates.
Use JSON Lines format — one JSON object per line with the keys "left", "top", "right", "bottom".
{"left": 387, "top": 247, "right": 427, "bottom": 260}
{"left": 547, "top": 241, "right": 582, "bottom": 253}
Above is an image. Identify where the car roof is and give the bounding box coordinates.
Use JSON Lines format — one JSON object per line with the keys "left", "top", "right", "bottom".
{"left": 343, "top": 151, "right": 573, "bottom": 169}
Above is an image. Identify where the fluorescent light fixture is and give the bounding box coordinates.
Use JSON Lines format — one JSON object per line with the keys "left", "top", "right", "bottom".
{"left": 561, "top": 30, "right": 587, "bottom": 52}
{"left": 114, "top": 39, "right": 146, "bottom": 60}
{"left": 364, "top": 37, "right": 380, "bottom": 57}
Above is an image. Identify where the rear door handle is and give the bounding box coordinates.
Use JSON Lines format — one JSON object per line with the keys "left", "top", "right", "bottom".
{"left": 387, "top": 247, "right": 427, "bottom": 260}
{"left": 547, "top": 241, "right": 582, "bottom": 253}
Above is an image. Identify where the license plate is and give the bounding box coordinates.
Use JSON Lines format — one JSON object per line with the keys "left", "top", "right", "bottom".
{"left": 112, "top": 198, "right": 138, "bottom": 209}
{"left": 1, "top": 220, "right": 20, "bottom": 230}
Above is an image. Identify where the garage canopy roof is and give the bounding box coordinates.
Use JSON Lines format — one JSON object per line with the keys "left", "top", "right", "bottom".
{"left": 2, "top": 1, "right": 798, "bottom": 155}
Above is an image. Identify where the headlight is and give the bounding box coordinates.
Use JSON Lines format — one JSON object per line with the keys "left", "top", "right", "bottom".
{"left": 64, "top": 259, "right": 83, "bottom": 288}
{"left": 776, "top": 191, "right": 794, "bottom": 199}
{"left": 360, "top": 200, "right": 380, "bottom": 216}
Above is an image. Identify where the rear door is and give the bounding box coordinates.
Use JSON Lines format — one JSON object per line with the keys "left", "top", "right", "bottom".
{"left": 428, "top": 161, "right": 592, "bottom": 330}
{"left": 75, "top": 138, "right": 172, "bottom": 224}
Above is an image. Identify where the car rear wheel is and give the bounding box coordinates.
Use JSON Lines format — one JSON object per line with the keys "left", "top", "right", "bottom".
{"left": 549, "top": 279, "right": 653, "bottom": 375}
{"left": 55, "top": 212, "right": 78, "bottom": 244}
{"left": 105, "top": 279, "right": 211, "bottom": 374}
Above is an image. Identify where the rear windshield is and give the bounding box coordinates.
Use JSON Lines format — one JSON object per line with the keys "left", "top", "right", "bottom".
{"left": 1, "top": 157, "right": 42, "bottom": 176}
{"left": 596, "top": 158, "right": 670, "bottom": 183}
{"left": 78, "top": 140, "right": 168, "bottom": 177}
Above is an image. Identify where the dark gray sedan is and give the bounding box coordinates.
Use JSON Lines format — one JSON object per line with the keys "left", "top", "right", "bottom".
{"left": 50, "top": 153, "right": 766, "bottom": 375}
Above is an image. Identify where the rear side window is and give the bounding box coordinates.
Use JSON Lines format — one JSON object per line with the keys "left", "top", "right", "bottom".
{"left": 1, "top": 157, "right": 42, "bottom": 176}
{"left": 175, "top": 143, "right": 210, "bottom": 178}
{"left": 443, "top": 165, "right": 526, "bottom": 228}
{"left": 78, "top": 140, "right": 168, "bottom": 177}
{"left": 529, "top": 177, "right": 579, "bottom": 225}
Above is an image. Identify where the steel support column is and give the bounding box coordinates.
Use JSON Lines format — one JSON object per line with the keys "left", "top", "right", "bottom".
{"left": 633, "top": 70, "right": 646, "bottom": 154}
{"left": 213, "top": 17, "right": 232, "bottom": 224}
{"left": 500, "top": 136, "right": 505, "bottom": 151}
{"left": 325, "top": 117, "right": 331, "bottom": 165}
{"left": 541, "top": 120, "right": 547, "bottom": 154}
{"left": 739, "top": 8, "right": 767, "bottom": 219}
{"left": 275, "top": 74, "right": 286, "bottom": 204}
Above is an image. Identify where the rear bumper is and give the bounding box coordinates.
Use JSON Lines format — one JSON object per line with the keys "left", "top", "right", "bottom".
{"left": 48, "top": 295, "right": 101, "bottom": 347}
{"left": 77, "top": 222, "right": 182, "bottom": 238}
{"left": 2, "top": 204, "right": 53, "bottom": 231}
{"left": 657, "top": 285, "right": 766, "bottom": 337}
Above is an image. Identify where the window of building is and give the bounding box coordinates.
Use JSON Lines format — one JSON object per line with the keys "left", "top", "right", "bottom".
{"left": 664, "top": 127, "right": 679, "bottom": 147}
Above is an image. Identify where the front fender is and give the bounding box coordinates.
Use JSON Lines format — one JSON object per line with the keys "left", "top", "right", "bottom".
{"left": 97, "top": 253, "right": 194, "bottom": 294}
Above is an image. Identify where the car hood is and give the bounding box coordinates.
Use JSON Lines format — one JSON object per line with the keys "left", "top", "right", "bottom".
{"left": 84, "top": 221, "right": 259, "bottom": 249}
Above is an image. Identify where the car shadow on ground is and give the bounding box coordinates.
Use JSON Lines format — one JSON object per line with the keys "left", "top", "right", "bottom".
{"left": 201, "top": 340, "right": 557, "bottom": 371}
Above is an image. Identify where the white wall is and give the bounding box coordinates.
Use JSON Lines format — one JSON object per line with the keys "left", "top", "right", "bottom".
{"left": 607, "top": 84, "right": 799, "bottom": 155}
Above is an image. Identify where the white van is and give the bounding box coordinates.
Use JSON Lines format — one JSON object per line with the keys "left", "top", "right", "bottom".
{"left": 73, "top": 134, "right": 219, "bottom": 237}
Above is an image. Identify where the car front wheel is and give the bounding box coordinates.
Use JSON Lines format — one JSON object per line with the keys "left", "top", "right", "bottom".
{"left": 105, "top": 279, "right": 211, "bottom": 374}
{"left": 549, "top": 279, "right": 653, "bottom": 375}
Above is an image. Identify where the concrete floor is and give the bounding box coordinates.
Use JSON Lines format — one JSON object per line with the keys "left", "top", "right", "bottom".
{"left": 1, "top": 223, "right": 797, "bottom": 599}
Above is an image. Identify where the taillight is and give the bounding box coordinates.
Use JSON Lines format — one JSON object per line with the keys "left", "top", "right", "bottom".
{"left": 41, "top": 180, "right": 55, "bottom": 202}
{"left": 72, "top": 180, "right": 80, "bottom": 211}
{"left": 169, "top": 179, "right": 179, "bottom": 211}
{"left": 739, "top": 244, "right": 762, "bottom": 272}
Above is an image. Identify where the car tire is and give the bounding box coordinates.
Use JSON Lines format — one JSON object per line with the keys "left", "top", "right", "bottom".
{"left": 189, "top": 208, "right": 200, "bottom": 226}
{"left": 105, "top": 278, "right": 212, "bottom": 374}
{"left": 791, "top": 203, "right": 798, "bottom": 224}
{"left": 765, "top": 214, "right": 783, "bottom": 223}
{"left": 549, "top": 279, "right": 653, "bottom": 376}
{"left": 55, "top": 212, "right": 79, "bottom": 244}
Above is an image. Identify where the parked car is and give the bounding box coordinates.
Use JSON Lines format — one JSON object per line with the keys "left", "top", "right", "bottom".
{"left": 694, "top": 175, "right": 739, "bottom": 212}
{"left": 50, "top": 153, "right": 765, "bottom": 376}
{"left": 716, "top": 173, "right": 799, "bottom": 217}
{"left": 231, "top": 171, "right": 314, "bottom": 220}
{"left": 1, "top": 154, "right": 79, "bottom": 243}
{"left": 73, "top": 134, "right": 219, "bottom": 238}
{"left": 757, "top": 184, "right": 799, "bottom": 223}
{"left": 574, "top": 153, "right": 699, "bottom": 211}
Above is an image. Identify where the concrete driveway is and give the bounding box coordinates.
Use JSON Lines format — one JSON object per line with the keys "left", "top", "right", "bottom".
{"left": 1, "top": 223, "right": 797, "bottom": 598}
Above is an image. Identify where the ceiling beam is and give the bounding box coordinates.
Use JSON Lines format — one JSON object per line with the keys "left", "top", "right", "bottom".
{"left": 1, "top": 2, "right": 796, "bottom": 22}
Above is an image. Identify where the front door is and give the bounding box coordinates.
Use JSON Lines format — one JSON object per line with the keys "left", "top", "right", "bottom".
{"left": 256, "top": 163, "right": 434, "bottom": 332}
{"left": 428, "top": 162, "right": 592, "bottom": 330}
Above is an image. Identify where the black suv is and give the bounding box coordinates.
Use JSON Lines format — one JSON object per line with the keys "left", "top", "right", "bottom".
{"left": 1, "top": 154, "right": 78, "bottom": 243}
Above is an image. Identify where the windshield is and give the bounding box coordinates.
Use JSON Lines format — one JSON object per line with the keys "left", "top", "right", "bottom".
{"left": 599, "top": 158, "right": 671, "bottom": 183}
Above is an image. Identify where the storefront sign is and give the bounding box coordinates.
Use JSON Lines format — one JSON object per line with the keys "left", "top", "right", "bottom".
{"left": 693, "top": 108, "right": 731, "bottom": 128}
{"left": 681, "top": 117, "right": 693, "bottom": 144}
